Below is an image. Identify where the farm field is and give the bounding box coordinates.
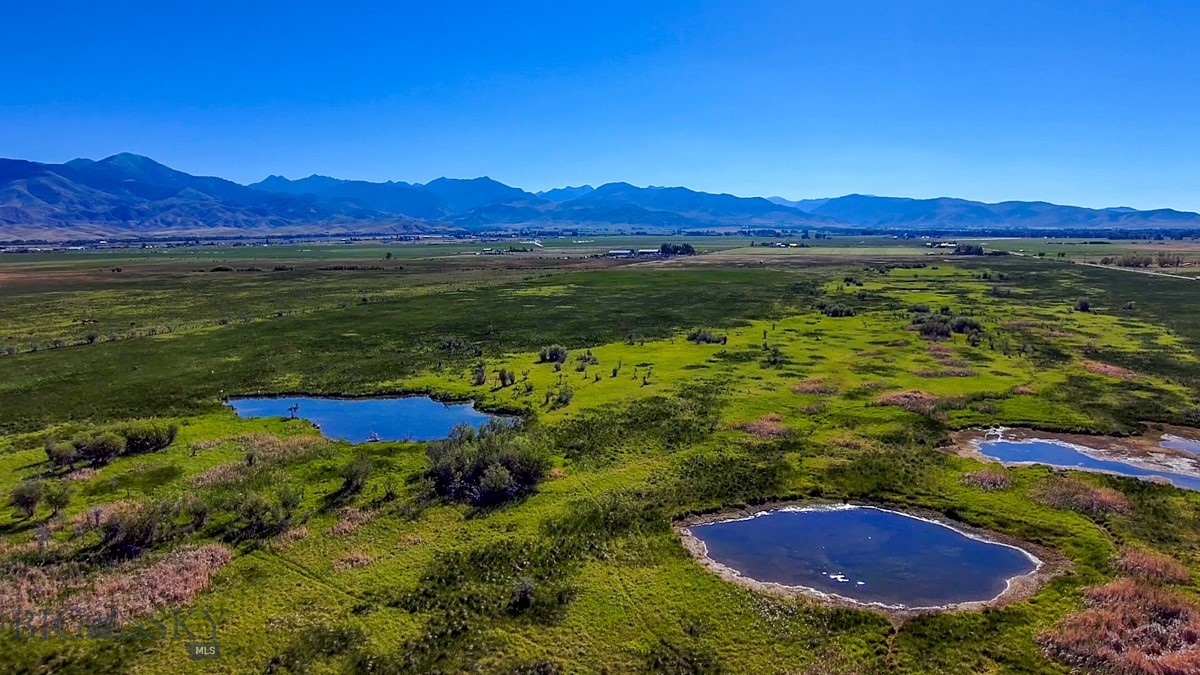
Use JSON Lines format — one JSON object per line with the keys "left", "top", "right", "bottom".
{"left": 2, "top": 238, "right": 1200, "bottom": 673}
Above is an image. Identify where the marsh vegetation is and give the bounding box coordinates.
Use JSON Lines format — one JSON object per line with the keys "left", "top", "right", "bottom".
{"left": 2, "top": 238, "right": 1200, "bottom": 672}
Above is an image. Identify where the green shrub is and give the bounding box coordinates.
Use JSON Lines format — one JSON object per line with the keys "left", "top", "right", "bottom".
{"left": 9, "top": 480, "right": 43, "bottom": 519}
{"left": 74, "top": 431, "right": 126, "bottom": 466}
{"left": 686, "top": 330, "right": 726, "bottom": 345}
{"left": 117, "top": 420, "right": 179, "bottom": 454}
{"left": 340, "top": 456, "right": 372, "bottom": 496}
{"left": 43, "top": 481, "right": 73, "bottom": 516}
{"left": 45, "top": 441, "right": 80, "bottom": 469}
{"left": 950, "top": 317, "right": 982, "bottom": 334}
{"left": 816, "top": 301, "right": 855, "bottom": 318}
{"left": 427, "top": 421, "right": 549, "bottom": 506}
{"left": 538, "top": 345, "right": 569, "bottom": 363}
{"left": 99, "top": 499, "right": 180, "bottom": 554}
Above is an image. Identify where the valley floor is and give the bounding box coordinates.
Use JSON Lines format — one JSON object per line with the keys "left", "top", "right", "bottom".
{"left": 1, "top": 242, "right": 1199, "bottom": 673}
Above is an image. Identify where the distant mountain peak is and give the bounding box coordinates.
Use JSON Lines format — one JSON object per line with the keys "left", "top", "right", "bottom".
{"left": 537, "top": 185, "right": 595, "bottom": 202}
{"left": 3, "top": 151, "right": 1199, "bottom": 241}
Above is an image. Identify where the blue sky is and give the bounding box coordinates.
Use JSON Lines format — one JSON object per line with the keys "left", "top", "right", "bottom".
{"left": 3, "top": 1, "right": 1198, "bottom": 210}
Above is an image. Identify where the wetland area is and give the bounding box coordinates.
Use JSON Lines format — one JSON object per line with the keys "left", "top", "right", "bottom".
{"left": 3, "top": 238, "right": 1200, "bottom": 673}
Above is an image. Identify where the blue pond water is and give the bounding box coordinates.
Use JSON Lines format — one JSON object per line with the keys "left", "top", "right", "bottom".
{"left": 978, "top": 439, "right": 1200, "bottom": 491}
{"left": 1161, "top": 434, "right": 1200, "bottom": 456}
{"left": 227, "top": 396, "right": 499, "bottom": 443}
{"left": 688, "top": 506, "right": 1037, "bottom": 608}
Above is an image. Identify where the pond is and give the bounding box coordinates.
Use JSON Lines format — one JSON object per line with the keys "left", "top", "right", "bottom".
{"left": 1161, "top": 434, "right": 1200, "bottom": 456}
{"left": 978, "top": 438, "right": 1200, "bottom": 491}
{"left": 686, "top": 505, "right": 1038, "bottom": 609}
{"left": 226, "top": 396, "right": 501, "bottom": 443}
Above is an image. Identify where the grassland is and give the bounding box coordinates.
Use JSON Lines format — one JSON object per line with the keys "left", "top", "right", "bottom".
{"left": 1, "top": 238, "right": 1199, "bottom": 673}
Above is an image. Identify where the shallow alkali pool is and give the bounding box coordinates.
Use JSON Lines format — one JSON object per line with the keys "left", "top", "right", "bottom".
{"left": 976, "top": 437, "right": 1200, "bottom": 491}
{"left": 684, "top": 505, "right": 1040, "bottom": 609}
{"left": 226, "top": 395, "right": 503, "bottom": 443}
{"left": 1161, "top": 434, "right": 1200, "bottom": 456}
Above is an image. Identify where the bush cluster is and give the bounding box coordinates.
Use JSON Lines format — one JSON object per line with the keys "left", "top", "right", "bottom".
{"left": 908, "top": 310, "right": 984, "bottom": 341}
{"left": 45, "top": 420, "right": 178, "bottom": 469}
{"left": 686, "top": 329, "right": 726, "bottom": 344}
{"left": 427, "top": 421, "right": 550, "bottom": 507}
{"left": 816, "top": 301, "right": 855, "bottom": 317}
{"left": 538, "top": 345, "right": 569, "bottom": 363}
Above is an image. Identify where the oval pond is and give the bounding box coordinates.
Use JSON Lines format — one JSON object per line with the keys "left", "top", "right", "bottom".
{"left": 687, "top": 505, "right": 1038, "bottom": 609}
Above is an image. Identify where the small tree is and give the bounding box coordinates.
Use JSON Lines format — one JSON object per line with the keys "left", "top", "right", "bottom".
{"left": 45, "top": 441, "right": 79, "bottom": 470}
{"left": 10, "top": 481, "right": 43, "bottom": 519}
{"left": 118, "top": 421, "right": 179, "bottom": 454}
{"left": 278, "top": 485, "right": 304, "bottom": 520}
{"left": 538, "top": 345, "right": 569, "bottom": 363}
{"left": 340, "top": 456, "right": 372, "bottom": 496}
{"left": 1074, "top": 298, "right": 1091, "bottom": 312}
{"left": 479, "top": 463, "right": 516, "bottom": 503}
{"left": 43, "top": 481, "right": 73, "bottom": 517}
{"left": 75, "top": 431, "right": 126, "bottom": 467}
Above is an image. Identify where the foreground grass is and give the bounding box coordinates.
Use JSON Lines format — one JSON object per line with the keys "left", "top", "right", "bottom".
{"left": 1, "top": 250, "right": 1199, "bottom": 673}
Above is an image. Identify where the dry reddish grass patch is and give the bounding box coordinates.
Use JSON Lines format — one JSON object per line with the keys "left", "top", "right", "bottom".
{"left": 65, "top": 467, "right": 99, "bottom": 482}
{"left": 792, "top": 378, "right": 837, "bottom": 395}
{"left": 1039, "top": 578, "right": 1200, "bottom": 674}
{"left": 737, "top": 414, "right": 787, "bottom": 439}
{"left": 328, "top": 507, "right": 377, "bottom": 536}
{"left": 876, "top": 390, "right": 940, "bottom": 416}
{"left": 1084, "top": 360, "right": 1141, "bottom": 381}
{"left": 189, "top": 439, "right": 222, "bottom": 453}
{"left": 333, "top": 551, "right": 373, "bottom": 571}
{"left": 0, "top": 544, "right": 232, "bottom": 629}
{"left": 65, "top": 544, "right": 232, "bottom": 622}
{"left": 1115, "top": 548, "right": 1191, "bottom": 585}
{"left": 1032, "top": 477, "right": 1132, "bottom": 516}
{"left": 548, "top": 468, "right": 567, "bottom": 480}
{"left": 962, "top": 468, "right": 1013, "bottom": 491}
{"left": 0, "top": 560, "right": 91, "bottom": 617}
{"left": 235, "top": 432, "right": 328, "bottom": 460}
{"left": 269, "top": 526, "right": 309, "bottom": 550}
{"left": 188, "top": 462, "right": 244, "bottom": 488}
{"left": 67, "top": 500, "right": 136, "bottom": 531}
{"left": 830, "top": 435, "right": 869, "bottom": 451}
{"left": 188, "top": 433, "right": 327, "bottom": 488}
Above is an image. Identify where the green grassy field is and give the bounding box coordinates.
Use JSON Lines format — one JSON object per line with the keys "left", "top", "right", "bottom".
{"left": 1, "top": 239, "right": 1199, "bottom": 673}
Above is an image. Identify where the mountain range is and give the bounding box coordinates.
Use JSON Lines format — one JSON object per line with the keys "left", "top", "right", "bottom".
{"left": 3, "top": 153, "right": 1199, "bottom": 241}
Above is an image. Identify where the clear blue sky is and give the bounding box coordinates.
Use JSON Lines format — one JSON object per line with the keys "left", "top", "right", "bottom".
{"left": 4, "top": 1, "right": 1198, "bottom": 210}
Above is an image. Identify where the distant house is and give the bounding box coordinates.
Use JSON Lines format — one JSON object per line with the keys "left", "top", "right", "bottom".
{"left": 635, "top": 248, "right": 661, "bottom": 256}
{"left": 606, "top": 249, "right": 635, "bottom": 258}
